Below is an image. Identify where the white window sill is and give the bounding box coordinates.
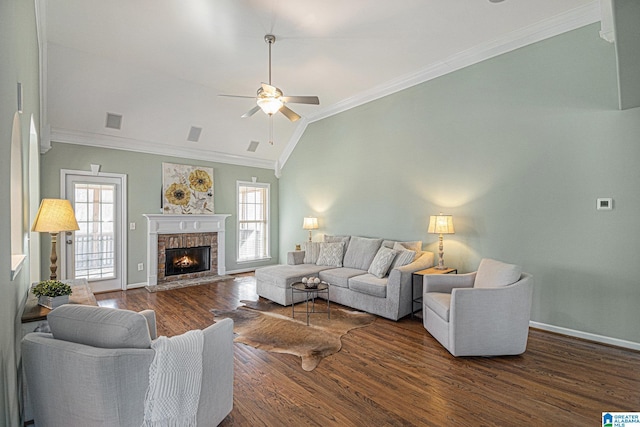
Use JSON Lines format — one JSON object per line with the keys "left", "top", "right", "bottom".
{"left": 11, "top": 254, "right": 26, "bottom": 281}
{"left": 236, "top": 256, "right": 272, "bottom": 264}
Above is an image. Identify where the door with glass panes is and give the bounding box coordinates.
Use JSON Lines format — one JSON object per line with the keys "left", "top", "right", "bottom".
{"left": 63, "top": 172, "right": 126, "bottom": 292}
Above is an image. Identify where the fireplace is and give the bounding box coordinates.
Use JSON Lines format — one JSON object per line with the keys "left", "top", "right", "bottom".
{"left": 165, "top": 246, "right": 210, "bottom": 277}
{"left": 143, "top": 214, "right": 230, "bottom": 287}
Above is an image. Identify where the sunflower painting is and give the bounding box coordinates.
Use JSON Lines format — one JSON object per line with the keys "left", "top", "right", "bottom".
{"left": 162, "top": 162, "right": 214, "bottom": 214}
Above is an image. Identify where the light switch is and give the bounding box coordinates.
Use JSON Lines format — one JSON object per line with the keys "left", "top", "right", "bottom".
{"left": 130, "top": 222, "right": 136, "bottom": 230}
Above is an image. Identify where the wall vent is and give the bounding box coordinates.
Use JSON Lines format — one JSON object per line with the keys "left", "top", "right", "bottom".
{"left": 105, "top": 113, "right": 123, "bottom": 130}
{"left": 187, "top": 126, "right": 202, "bottom": 142}
{"left": 247, "top": 140, "right": 260, "bottom": 152}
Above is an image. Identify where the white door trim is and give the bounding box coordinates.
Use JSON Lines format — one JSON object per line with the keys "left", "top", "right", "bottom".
{"left": 60, "top": 169, "right": 128, "bottom": 290}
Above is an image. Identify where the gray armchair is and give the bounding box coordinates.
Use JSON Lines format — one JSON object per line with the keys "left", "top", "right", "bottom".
{"left": 22, "top": 305, "right": 234, "bottom": 426}
{"left": 423, "top": 258, "right": 533, "bottom": 357}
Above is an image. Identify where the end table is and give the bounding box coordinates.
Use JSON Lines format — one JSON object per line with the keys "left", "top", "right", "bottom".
{"left": 411, "top": 267, "right": 457, "bottom": 319}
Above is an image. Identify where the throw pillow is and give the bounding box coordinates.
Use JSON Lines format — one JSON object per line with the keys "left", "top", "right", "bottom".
{"left": 368, "top": 247, "right": 398, "bottom": 278}
{"left": 316, "top": 242, "right": 345, "bottom": 267}
{"left": 342, "top": 236, "right": 383, "bottom": 270}
{"left": 395, "top": 240, "right": 422, "bottom": 252}
{"left": 303, "top": 241, "right": 322, "bottom": 264}
{"left": 391, "top": 245, "right": 416, "bottom": 270}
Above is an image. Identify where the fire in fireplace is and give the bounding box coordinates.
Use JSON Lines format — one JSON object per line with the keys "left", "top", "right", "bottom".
{"left": 165, "top": 246, "right": 211, "bottom": 277}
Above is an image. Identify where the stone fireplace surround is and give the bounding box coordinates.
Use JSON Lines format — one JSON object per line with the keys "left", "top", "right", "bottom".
{"left": 144, "top": 214, "right": 230, "bottom": 287}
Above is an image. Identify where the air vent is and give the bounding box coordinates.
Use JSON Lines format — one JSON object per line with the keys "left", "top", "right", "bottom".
{"left": 247, "top": 140, "right": 260, "bottom": 152}
{"left": 105, "top": 113, "right": 123, "bottom": 130}
{"left": 187, "top": 126, "right": 202, "bottom": 142}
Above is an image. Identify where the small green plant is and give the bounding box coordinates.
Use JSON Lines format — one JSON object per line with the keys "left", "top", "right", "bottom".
{"left": 32, "top": 280, "right": 73, "bottom": 298}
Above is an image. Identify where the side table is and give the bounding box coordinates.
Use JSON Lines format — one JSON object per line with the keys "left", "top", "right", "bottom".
{"left": 290, "top": 282, "right": 330, "bottom": 325}
{"left": 411, "top": 267, "right": 457, "bottom": 319}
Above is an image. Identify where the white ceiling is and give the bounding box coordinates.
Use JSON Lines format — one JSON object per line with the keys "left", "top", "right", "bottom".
{"left": 42, "top": 0, "right": 599, "bottom": 171}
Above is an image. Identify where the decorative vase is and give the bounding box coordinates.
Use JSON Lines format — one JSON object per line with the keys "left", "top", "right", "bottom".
{"left": 37, "top": 295, "right": 69, "bottom": 309}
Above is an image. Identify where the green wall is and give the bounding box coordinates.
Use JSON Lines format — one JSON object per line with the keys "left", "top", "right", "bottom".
{"left": 40, "top": 143, "right": 279, "bottom": 285}
{"left": 280, "top": 24, "right": 640, "bottom": 344}
{"left": 0, "top": 1, "right": 40, "bottom": 425}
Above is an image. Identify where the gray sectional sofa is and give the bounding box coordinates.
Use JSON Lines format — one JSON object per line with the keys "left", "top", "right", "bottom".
{"left": 256, "top": 235, "right": 435, "bottom": 320}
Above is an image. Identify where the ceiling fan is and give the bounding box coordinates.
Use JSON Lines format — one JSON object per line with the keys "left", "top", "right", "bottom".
{"left": 220, "top": 34, "right": 320, "bottom": 144}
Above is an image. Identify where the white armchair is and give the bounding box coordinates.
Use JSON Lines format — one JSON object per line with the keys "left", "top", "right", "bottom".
{"left": 22, "top": 305, "right": 234, "bottom": 426}
{"left": 423, "top": 258, "right": 533, "bottom": 357}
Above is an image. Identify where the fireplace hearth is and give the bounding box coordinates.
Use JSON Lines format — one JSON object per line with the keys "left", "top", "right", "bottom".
{"left": 165, "top": 246, "right": 210, "bottom": 277}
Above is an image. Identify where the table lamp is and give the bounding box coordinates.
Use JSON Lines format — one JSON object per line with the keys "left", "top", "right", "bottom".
{"left": 302, "top": 217, "right": 318, "bottom": 242}
{"left": 31, "top": 199, "right": 80, "bottom": 280}
{"left": 428, "top": 213, "right": 455, "bottom": 270}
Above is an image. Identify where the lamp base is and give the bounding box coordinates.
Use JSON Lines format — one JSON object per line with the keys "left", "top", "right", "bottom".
{"left": 434, "top": 265, "right": 448, "bottom": 270}
{"left": 49, "top": 232, "right": 59, "bottom": 280}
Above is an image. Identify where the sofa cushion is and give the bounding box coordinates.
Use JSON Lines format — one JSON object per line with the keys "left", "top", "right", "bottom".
{"left": 395, "top": 240, "right": 422, "bottom": 252}
{"left": 256, "top": 264, "right": 333, "bottom": 289}
{"left": 348, "top": 274, "right": 388, "bottom": 298}
{"left": 48, "top": 305, "right": 152, "bottom": 349}
{"left": 425, "top": 292, "right": 451, "bottom": 322}
{"left": 324, "top": 234, "right": 351, "bottom": 246}
{"left": 319, "top": 268, "right": 367, "bottom": 288}
{"left": 342, "top": 236, "right": 383, "bottom": 270}
{"left": 474, "top": 258, "right": 522, "bottom": 289}
{"left": 368, "top": 247, "right": 398, "bottom": 278}
{"left": 316, "top": 242, "right": 345, "bottom": 267}
{"left": 303, "top": 241, "right": 322, "bottom": 264}
{"left": 391, "top": 246, "right": 416, "bottom": 269}
{"left": 381, "top": 240, "right": 396, "bottom": 249}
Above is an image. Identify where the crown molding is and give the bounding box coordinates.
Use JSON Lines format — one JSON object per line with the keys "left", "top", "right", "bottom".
{"left": 275, "top": 118, "right": 309, "bottom": 177}
{"left": 50, "top": 128, "right": 277, "bottom": 170}
{"left": 279, "top": 1, "right": 601, "bottom": 170}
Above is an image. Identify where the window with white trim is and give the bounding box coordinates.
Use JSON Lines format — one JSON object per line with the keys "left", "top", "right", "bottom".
{"left": 237, "top": 181, "right": 270, "bottom": 262}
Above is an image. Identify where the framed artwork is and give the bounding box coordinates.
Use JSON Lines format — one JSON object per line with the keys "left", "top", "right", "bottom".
{"left": 162, "top": 162, "right": 214, "bottom": 214}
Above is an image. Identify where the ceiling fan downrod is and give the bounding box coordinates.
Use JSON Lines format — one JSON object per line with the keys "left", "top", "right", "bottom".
{"left": 265, "top": 34, "right": 275, "bottom": 86}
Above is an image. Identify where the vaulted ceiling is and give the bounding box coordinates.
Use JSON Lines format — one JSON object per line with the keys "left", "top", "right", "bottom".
{"left": 41, "top": 0, "right": 599, "bottom": 171}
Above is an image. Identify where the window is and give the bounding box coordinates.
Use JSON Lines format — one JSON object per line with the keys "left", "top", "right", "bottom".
{"left": 237, "top": 181, "right": 270, "bottom": 262}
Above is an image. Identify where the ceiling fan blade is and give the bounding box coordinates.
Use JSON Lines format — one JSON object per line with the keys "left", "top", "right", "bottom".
{"left": 279, "top": 105, "right": 301, "bottom": 122}
{"left": 218, "top": 94, "right": 255, "bottom": 99}
{"left": 281, "top": 96, "right": 319, "bottom": 105}
{"left": 261, "top": 83, "right": 277, "bottom": 96}
{"left": 241, "top": 105, "right": 261, "bottom": 118}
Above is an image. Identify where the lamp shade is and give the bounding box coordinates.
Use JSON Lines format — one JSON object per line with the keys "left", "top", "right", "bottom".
{"left": 427, "top": 213, "right": 455, "bottom": 235}
{"left": 31, "top": 199, "right": 80, "bottom": 233}
{"left": 302, "top": 217, "right": 319, "bottom": 230}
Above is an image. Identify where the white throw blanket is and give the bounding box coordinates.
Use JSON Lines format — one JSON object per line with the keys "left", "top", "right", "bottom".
{"left": 142, "top": 329, "right": 204, "bottom": 427}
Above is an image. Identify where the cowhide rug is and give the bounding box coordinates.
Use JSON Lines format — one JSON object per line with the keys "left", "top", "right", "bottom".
{"left": 211, "top": 299, "right": 376, "bottom": 371}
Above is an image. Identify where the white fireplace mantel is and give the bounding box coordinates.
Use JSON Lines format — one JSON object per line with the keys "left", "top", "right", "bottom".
{"left": 143, "top": 214, "right": 230, "bottom": 286}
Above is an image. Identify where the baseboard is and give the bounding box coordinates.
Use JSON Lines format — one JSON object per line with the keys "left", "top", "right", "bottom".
{"left": 127, "top": 282, "right": 147, "bottom": 290}
{"left": 529, "top": 321, "right": 640, "bottom": 351}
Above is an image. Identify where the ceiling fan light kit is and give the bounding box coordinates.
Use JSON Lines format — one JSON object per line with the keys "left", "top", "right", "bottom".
{"left": 220, "top": 33, "right": 320, "bottom": 145}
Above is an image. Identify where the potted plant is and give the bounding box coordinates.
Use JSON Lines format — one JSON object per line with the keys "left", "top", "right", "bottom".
{"left": 32, "top": 280, "right": 73, "bottom": 309}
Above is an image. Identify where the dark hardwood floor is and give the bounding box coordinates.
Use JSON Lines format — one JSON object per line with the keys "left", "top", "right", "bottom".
{"left": 95, "top": 274, "right": 640, "bottom": 426}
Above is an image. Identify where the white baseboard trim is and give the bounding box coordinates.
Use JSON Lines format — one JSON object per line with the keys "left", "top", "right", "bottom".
{"left": 127, "top": 282, "right": 147, "bottom": 290}
{"left": 530, "top": 321, "right": 640, "bottom": 351}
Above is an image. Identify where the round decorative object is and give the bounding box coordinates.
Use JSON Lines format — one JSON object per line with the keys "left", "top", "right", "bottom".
{"left": 313, "top": 277, "right": 320, "bottom": 284}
